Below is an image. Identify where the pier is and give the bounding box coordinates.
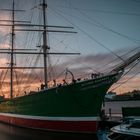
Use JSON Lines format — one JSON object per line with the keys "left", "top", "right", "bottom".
{"left": 99, "top": 113, "right": 122, "bottom": 131}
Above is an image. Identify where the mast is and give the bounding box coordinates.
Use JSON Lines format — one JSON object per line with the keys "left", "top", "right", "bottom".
{"left": 10, "top": 0, "right": 15, "bottom": 98}
{"left": 42, "top": 0, "right": 48, "bottom": 88}
{"left": 0, "top": 0, "right": 78, "bottom": 97}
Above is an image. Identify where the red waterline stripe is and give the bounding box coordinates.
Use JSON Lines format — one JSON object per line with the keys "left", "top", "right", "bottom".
{"left": 0, "top": 115, "right": 99, "bottom": 133}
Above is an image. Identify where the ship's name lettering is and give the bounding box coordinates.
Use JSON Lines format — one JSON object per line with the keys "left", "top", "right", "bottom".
{"left": 81, "top": 80, "right": 112, "bottom": 91}
{"left": 81, "top": 81, "right": 94, "bottom": 86}
{"left": 81, "top": 78, "right": 109, "bottom": 87}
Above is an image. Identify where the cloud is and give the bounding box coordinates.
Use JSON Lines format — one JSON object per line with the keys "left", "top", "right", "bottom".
{"left": 0, "top": 48, "right": 140, "bottom": 97}
{"left": 0, "top": 13, "right": 11, "bottom": 35}
{"left": 52, "top": 52, "right": 122, "bottom": 75}
{"left": 0, "top": 43, "right": 10, "bottom": 49}
{"left": 110, "top": 75, "right": 140, "bottom": 94}
{"left": 51, "top": 50, "right": 140, "bottom": 94}
{"left": 0, "top": 58, "right": 9, "bottom": 67}
{"left": 48, "top": 48, "right": 140, "bottom": 81}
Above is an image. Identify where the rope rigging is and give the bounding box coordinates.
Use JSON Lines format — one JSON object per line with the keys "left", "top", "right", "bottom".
{"left": 47, "top": 3, "right": 140, "bottom": 94}
{"left": 101, "top": 47, "right": 140, "bottom": 73}
{"left": 110, "top": 60, "right": 140, "bottom": 92}
{"left": 49, "top": 7, "right": 126, "bottom": 62}
{"left": 17, "top": 5, "right": 44, "bottom": 94}
{"left": 53, "top": 6, "right": 140, "bottom": 17}
{"left": 0, "top": 0, "right": 140, "bottom": 97}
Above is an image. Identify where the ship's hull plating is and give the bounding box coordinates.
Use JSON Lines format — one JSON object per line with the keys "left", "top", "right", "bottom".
{"left": 0, "top": 72, "right": 120, "bottom": 133}
{"left": 0, "top": 113, "right": 99, "bottom": 133}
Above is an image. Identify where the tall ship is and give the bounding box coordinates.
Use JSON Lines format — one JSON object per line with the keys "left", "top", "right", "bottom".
{"left": 0, "top": 0, "right": 140, "bottom": 133}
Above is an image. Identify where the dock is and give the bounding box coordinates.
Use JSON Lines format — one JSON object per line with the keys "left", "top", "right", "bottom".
{"left": 99, "top": 113, "right": 122, "bottom": 130}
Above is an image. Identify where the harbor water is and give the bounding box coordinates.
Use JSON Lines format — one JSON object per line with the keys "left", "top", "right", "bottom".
{"left": 0, "top": 100, "right": 139, "bottom": 140}
{"left": 0, "top": 122, "right": 98, "bottom": 140}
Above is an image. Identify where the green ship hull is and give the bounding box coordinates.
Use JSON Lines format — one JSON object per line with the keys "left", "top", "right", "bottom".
{"left": 0, "top": 72, "right": 121, "bottom": 133}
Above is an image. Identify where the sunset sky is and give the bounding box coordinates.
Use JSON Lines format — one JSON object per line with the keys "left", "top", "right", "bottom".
{"left": 0, "top": 0, "right": 140, "bottom": 97}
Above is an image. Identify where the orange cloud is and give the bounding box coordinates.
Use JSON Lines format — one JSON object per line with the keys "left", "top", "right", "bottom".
{"left": 109, "top": 75, "right": 140, "bottom": 94}
{"left": 0, "top": 43, "right": 10, "bottom": 49}
{"left": 0, "top": 58, "right": 8, "bottom": 66}
{"left": 0, "top": 50, "right": 140, "bottom": 98}
{"left": 0, "top": 13, "right": 11, "bottom": 35}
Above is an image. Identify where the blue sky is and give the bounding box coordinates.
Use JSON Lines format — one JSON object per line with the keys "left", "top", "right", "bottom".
{"left": 48, "top": 0, "right": 140, "bottom": 51}
{"left": 0, "top": 0, "right": 140, "bottom": 95}
{"left": 0, "top": 0, "right": 140, "bottom": 54}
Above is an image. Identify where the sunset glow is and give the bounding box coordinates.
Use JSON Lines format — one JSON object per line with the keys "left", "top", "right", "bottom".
{"left": 0, "top": 0, "right": 140, "bottom": 98}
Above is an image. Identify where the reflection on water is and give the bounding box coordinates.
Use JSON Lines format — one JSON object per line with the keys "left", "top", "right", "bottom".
{"left": 0, "top": 122, "right": 98, "bottom": 140}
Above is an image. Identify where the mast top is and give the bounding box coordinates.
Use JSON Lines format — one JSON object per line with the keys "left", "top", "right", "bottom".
{"left": 40, "top": 1, "right": 47, "bottom": 8}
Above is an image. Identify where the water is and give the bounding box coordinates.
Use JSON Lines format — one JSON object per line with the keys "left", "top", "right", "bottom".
{"left": 0, "top": 100, "right": 139, "bottom": 140}
{"left": 0, "top": 122, "right": 98, "bottom": 140}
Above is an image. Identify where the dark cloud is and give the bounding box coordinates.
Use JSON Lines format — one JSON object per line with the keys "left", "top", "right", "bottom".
{"left": 49, "top": 48, "right": 140, "bottom": 80}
